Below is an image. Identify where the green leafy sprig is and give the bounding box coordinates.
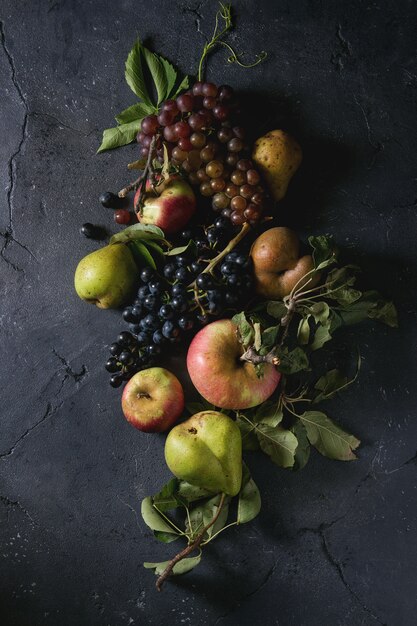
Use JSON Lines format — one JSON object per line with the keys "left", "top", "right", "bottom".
{"left": 142, "top": 465, "right": 260, "bottom": 590}
{"left": 98, "top": 40, "right": 189, "bottom": 152}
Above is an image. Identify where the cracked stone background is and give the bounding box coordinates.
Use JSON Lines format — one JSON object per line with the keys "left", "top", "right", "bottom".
{"left": 1, "top": 0, "right": 416, "bottom": 624}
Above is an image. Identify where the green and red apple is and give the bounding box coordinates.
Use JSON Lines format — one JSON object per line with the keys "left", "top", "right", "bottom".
{"left": 134, "top": 175, "right": 196, "bottom": 235}
{"left": 121, "top": 367, "right": 184, "bottom": 433}
{"left": 187, "top": 319, "right": 281, "bottom": 410}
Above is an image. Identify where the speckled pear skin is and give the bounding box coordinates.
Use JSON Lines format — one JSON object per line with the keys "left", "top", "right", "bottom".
{"left": 252, "top": 130, "right": 302, "bottom": 201}
{"left": 164, "top": 411, "right": 242, "bottom": 496}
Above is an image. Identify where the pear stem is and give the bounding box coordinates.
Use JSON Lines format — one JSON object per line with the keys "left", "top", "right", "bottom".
{"left": 155, "top": 493, "right": 226, "bottom": 592}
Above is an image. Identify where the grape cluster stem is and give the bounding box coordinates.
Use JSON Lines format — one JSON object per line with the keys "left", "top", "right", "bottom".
{"left": 155, "top": 493, "right": 226, "bottom": 592}
{"left": 118, "top": 135, "right": 159, "bottom": 213}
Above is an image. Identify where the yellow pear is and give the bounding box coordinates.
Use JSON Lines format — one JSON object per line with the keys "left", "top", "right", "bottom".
{"left": 252, "top": 130, "right": 302, "bottom": 201}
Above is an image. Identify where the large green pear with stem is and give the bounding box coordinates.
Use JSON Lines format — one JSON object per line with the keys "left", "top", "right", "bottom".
{"left": 74, "top": 243, "right": 139, "bottom": 309}
{"left": 165, "top": 411, "right": 242, "bottom": 496}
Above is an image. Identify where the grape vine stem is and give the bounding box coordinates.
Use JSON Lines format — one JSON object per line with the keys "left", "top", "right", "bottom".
{"left": 155, "top": 493, "right": 226, "bottom": 591}
{"left": 118, "top": 135, "right": 159, "bottom": 213}
{"left": 189, "top": 222, "right": 251, "bottom": 289}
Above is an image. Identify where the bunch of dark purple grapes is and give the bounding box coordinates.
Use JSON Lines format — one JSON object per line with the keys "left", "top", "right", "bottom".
{"left": 136, "top": 81, "right": 269, "bottom": 226}
{"left": 105, "top": 220, "right": 254, "bottom": 387}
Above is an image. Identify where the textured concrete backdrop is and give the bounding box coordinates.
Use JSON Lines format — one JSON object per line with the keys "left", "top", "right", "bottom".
{"left": 1, "top": 1, "right": 416, "bottom": 625}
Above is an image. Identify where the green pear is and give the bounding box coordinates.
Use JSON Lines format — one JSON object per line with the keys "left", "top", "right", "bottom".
{"left": 74, "top": 243, "right": 139, "bottom": 309}
{"left": 165, "top": 411, "right": 242, "bottom": 496}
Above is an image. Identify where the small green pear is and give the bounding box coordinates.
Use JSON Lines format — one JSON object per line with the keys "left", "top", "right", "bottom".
{"left": 165, "top": 411, "right": 242, "bottom": 496}
{"left": 74, "top": 243, "right": 139, "bottom": 309}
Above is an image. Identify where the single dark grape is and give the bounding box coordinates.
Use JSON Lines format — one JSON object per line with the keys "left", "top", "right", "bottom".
{"left": 152, "top": 330, "right": 166, "bottom": 345}
{"left": 175, "top": 267, "right": 189, "bottom": 282}
{"left": 191, "top": 261, "right": 204, "bottom": 274}
{"left": 137, "top": 332, "right": 149, "bottom": 345}
{"left": 99, "top": 191, "right": 119, "bottom": 208}
{"left": 148, "top": 279, "right": 163, "bottom": 295}
{"left": 128, "top": 323, "right": 142, "bottom": 335}
{"left": 196, "top": 274, "right": 213, "bottom": 290}
{"left": 171, "top": 283, "right": 186, "bottom": 296}
{"left": 178, "top": 315, "right": 194, "bottom": 331}
{"left": 143, "top": 314, "right": 159, "bottom": 330}
{"left": 80, "top": 223, "right": 97, "bottom": 238}
{"left": 122, "top": 307, "right": 137, "bottom": 323}
{"left": 171, "top": 296, "right": 187, "bottom": 312}
{"left": 140, "top": 267, "right": 154, "bottom": 283}
{"left": 132, "top": 304, "right": 143, "bottom": 318}
{"left": 159, "top": 304, "right": 174, "bottom": 320}
{"left": 141, "top": 115, "right": 159, "bottom": 135}
{"left": 114, "top": 209, "right": 130, "bottom": 225}
{"left": 148, "top": 344, "right": 161, "bottom": 357}
{"left": 110, "top": 373, "right": 124, "bottom": 388}
{"left": 110, "top": 342, "right": 122, "bottom": 357}
{"left": 118, "top": 331, "right": 134, "bottom": 346}
{"left": 144, "top": 295, "right": 158, "bottom": 310}
{"left": 180, "top": 229, "right": 192, "bottom": 241}
{"left": 162, "top": 321, "right": 180, "bottom": 339}
{"left": 163, "top": 263, "right": 176, "bottom": 280}
{"left": 137, "top": 285, "right": 149, "bottom": 300}
{"left": 119, "top": 351, "right": 134, "bottom": 366}
{"left": 105, "top": 357, "right": 119, "bottom": 373}
{"left": 175, "top": 255, "right": 189, "bottom": 267}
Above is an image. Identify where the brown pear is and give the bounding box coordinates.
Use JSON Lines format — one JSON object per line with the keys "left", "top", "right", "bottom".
{"left": 250, "top": 227, "right": 319, "bottom": 299}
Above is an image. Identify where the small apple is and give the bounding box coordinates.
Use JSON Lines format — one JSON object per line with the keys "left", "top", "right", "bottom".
{"left": 121, "top": 367, "right": 184, "bottom": 433}
{"left": 187, "top": 319, "right": 281, "bottom": 410}
{"left": 134, "top": 175, "right": 196, "bottom": 235}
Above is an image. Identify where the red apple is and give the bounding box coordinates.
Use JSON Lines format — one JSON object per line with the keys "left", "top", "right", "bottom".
{"left": 134, "top": 175, "right": 196, "bottom": 235}
{"left": 121, "top": 367, "right": 184, "bottom": 432}
{"left": 187, "top": 319, "right": 281, "bottom": 410}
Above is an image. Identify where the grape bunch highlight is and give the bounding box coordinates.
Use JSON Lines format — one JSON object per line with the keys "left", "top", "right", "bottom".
{"left": 137, "top": 81, "right": 269, "bottom": 226}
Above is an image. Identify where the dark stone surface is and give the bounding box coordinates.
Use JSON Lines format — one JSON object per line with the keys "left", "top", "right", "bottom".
{"left": 1, "top": 1, "right": 416, "bottom": 624}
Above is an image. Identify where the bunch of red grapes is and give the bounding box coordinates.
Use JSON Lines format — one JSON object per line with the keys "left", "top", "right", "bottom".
{"left": 136, "top": 82, "right": 270, "bottom": 226}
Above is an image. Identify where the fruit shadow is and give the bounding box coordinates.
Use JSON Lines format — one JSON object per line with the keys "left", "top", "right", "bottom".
{"left": 239, "top": 89, "right": 357, "bottom": 231}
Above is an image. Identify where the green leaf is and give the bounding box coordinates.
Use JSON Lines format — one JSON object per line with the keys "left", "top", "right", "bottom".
{"left": 314, "top": 355, "right": 361, "bottom": 404}
{"left": 310, "top": 319, "right": 332, "bottom": 351}
{"left": 159, "top": 56, "right": 178, "bottom": 98}
{"left": 297, "top": 316, "right": 311, "bottom": 345}
{"left": 256, "top": 424, "right": 298, "bottom": 468}
{"left": 165, "top": 240, "right": 197, "bottom": 257}
{"left": 177, "top": 481, "right": 215, "bottom": 504}
{"left": 292, "top": 421, "right": 311, "bottom": 470}
{"left": 97, "top": 120, "right": 141, "bottom": 153}
{"left": 309, "top": 235, "right": 337, "bottom": 269}
{"left": 129, "top": 241, "right": 157, "bottom": 269}
{"left": 329, "top": 291, "right": 398, "bottom": 331}
{"left": 368, "top": 299, "right": 398, "bottom": 327}
{"left": 125, "top": 39, "right": 152, "bottom": 103}
{"left": 201, "top": 494, "right": 230, "bottom": 539}
{"left": 109, "top": 223, "right": 165, "bottom": 244}
{"left": 152, "top": 478, "right": 180, "bottom": 512}
{"left": 141, "top": 496, "right": 179, "bottom": 534}
{"left": 252, "top": 401, "right": 283, "bottom": 427}
{"left": 266, "top": 301, "right": 287, "bottom": 319}
{"left": 298, "top": 411, "right": 360, "bottom": 461}
{"left": 236, "top": 416, "right": 260, "bottom": 451}
{"left": 142, "top": 48, "right": 168, "bottom": 104}
{"left": 261, "top": 325, "right": 280, "bottom": 349}
{"left": 143, "top": 239, "right": 165, "bottom": 265}
{"left": 232, "top": 312, "right": 254, "bottom": 348}
{"left": 173, "top": 75, "right": 190, "bottom": 97}
{"left": 114, "top": 102, "right": 154, "bottom": 124}
{"left": 309, "top": 302, "right": 330, "bottom": 324}
{"left": 278, "top": 347, "right": 309, "bottom": 374}
{"left": 237, "top": 465, "right": 261, "bottom": 524}
{"left": 153, "top": 530, "right": 181, "bottom": 544}
{"left": 144, "top": 554, "right": 202, "bottom": 576}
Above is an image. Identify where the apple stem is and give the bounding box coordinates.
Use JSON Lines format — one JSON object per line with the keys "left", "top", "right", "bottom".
{"left": 118, "top": 135, "right": 159, "bottom": 213}
{"left": 240, "top": 346, "right": 280, "bottom": 366}
{"left": 155, "top": 493, "right": 226, "bottom": 592}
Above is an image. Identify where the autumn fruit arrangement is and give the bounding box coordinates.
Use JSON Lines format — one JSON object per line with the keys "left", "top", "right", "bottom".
{"left": 74, "top": 4, "right": 397, "bottom": 591}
